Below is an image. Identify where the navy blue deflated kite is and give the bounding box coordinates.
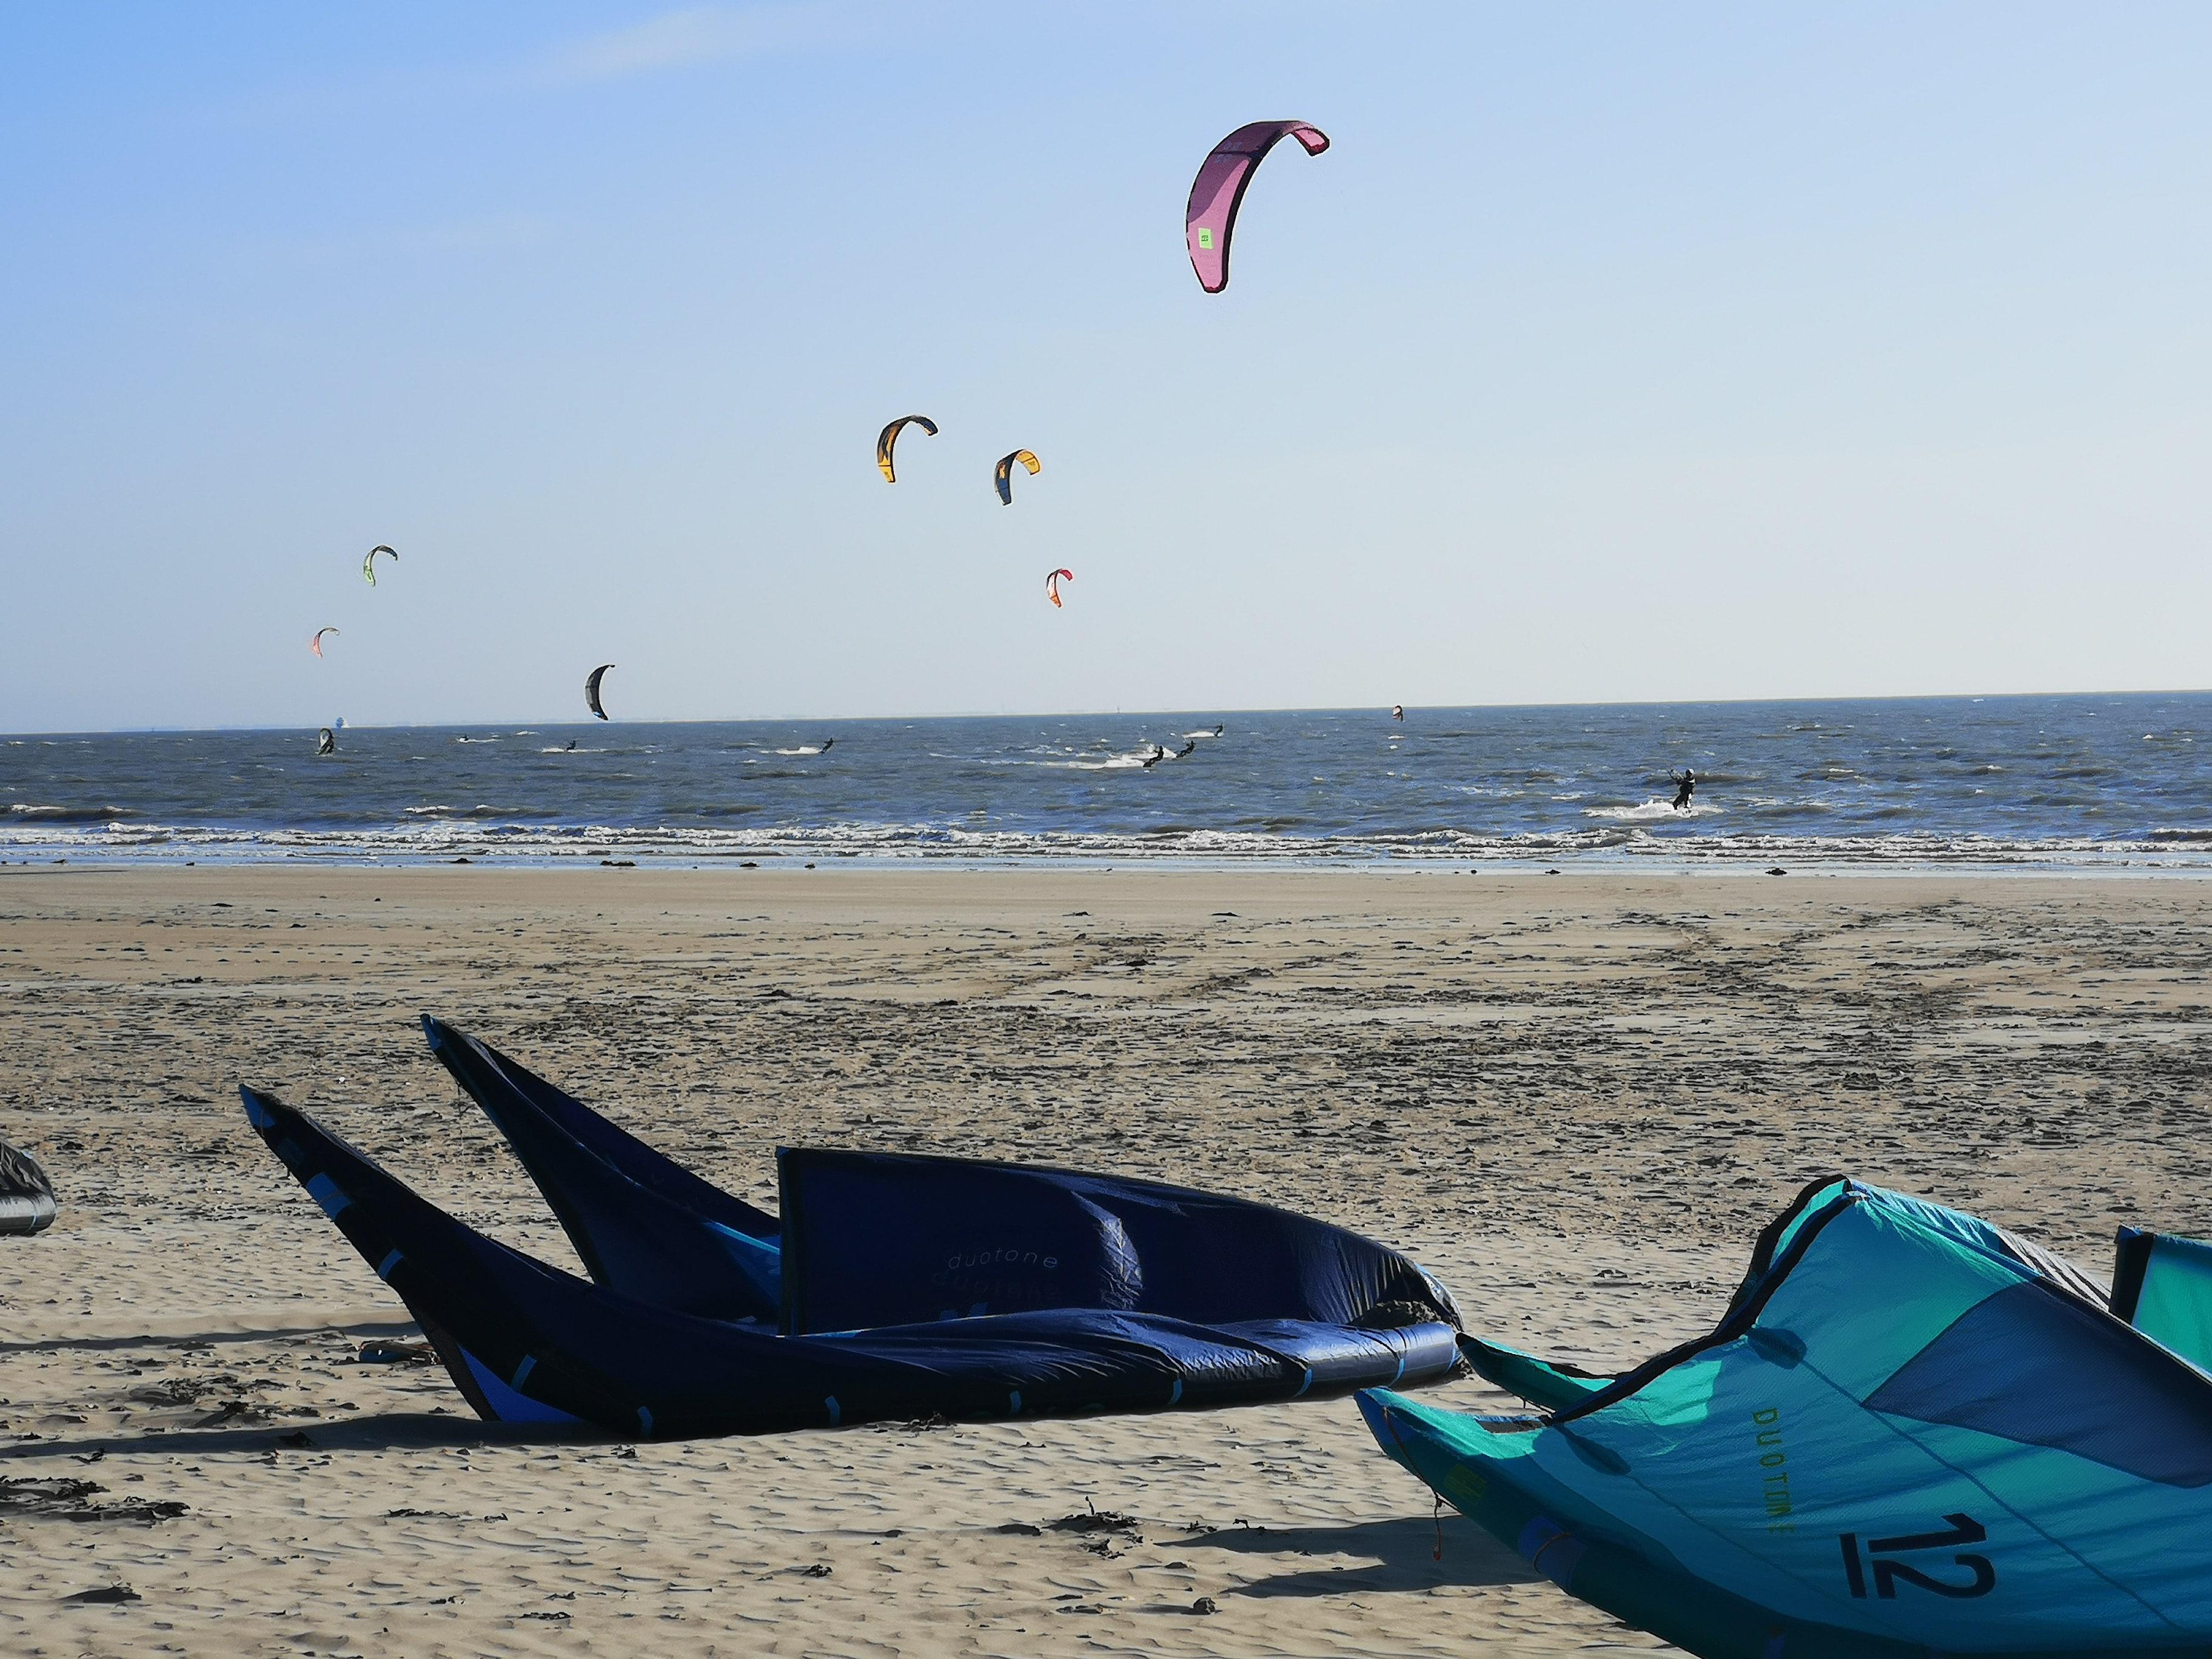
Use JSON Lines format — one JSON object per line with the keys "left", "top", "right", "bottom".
{"left": 420, "top": 1016, "right": 783, "bottom": 1324}
{"left": 1358, "top": 1177, "right": 2212, "bottom": 1658}
{"left": 240, "top": 1019, "right": 1464, "bottom": 1438}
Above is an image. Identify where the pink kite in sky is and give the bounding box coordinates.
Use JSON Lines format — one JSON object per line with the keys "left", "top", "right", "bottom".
{"left": 1184, "top": 120, "right": 1330, "bottom": 293}
{"left": 1045, "top": 569, "right": 1073, "bottom": 609}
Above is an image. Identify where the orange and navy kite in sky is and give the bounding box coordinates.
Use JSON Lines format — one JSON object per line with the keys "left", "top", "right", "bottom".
{"left": 876, "top": 416, "right": 937, "bottom": 483}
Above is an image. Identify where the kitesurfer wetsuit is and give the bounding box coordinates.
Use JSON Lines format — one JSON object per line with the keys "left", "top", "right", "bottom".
{"left": 1672, "top": 770, "right": 1696, "bottom": 811}
{"left": 1177, "top": 740, "right": 1197, "bottom": 759}
{"left": 1141, "top": 745, "right": 1167, "bottom": 769}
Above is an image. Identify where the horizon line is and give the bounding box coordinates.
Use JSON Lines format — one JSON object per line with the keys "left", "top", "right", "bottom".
{"left": 7, "top": 684, "right": 2211, "bottom": 740}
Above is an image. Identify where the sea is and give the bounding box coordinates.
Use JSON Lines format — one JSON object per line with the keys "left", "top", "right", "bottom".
{"left": 4, "top": 693, "right": 2210, "bottom": 871}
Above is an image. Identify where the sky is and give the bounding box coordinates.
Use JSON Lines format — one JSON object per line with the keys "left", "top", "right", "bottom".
{"left": 2, "top": 2, "right": 2209, "bottom": 732}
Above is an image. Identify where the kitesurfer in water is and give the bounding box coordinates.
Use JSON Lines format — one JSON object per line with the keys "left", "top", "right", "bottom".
{"left": 564, "top": 740, "right": 577, "bottom": 752}
{"left": 1392, "top": 705, "right": 1404, "bottom": 723}
{"left": 1671, "top": 769, "right": 1697, "bottom": 811}
{"left": 1140, "top": 745, "right": 1167, "bottom": 769}
{"left": 1176, "top": 739, "right": 1197, "bottom": 759}
{"left": 819, "top": 739, "right": 834, "bottom": 754}
{"left": 317, "top": 728, "right": 335, "bottom": 756}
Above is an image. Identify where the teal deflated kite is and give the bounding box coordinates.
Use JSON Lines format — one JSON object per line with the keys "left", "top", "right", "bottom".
{"left": 1360, "top": 1178, "right": 2212, "bottom": 1657}
{"left": 2114, "top": 1228, "right": 2212, "bottom": 1376}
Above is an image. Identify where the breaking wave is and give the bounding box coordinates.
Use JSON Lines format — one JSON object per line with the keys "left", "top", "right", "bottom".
{"left": 3, "top": 816, "right": 2208, "bottom": 871}
{"left": 7, "top": 803, "right": 138, "bottom": 823}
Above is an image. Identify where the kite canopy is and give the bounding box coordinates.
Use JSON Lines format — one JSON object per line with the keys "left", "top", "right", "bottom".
{"left": 423, "top": 1016, "right": 782, "bottom": 1324}
{"left": 363, "top": 545, "right": 397, "bottom": 585}
{"left": 1361, "top": 1177, "right": 2212, "bottom": 1658}
{"left": 236, "top": 1020, "right": 1464, "bottom": 1438}
{"left": 876, "top": 415, "right": 937, "bottom": 483}
{"left": 0, "top": 1140, "right": 56, "bottom": 1236}
{"left": 310, "top": 626, "right": 339, "bottom": 658}
{"left": 1045, "top": 568, "right": 1073, "bottom": 608}
{"left": 1185, "top": 120, "right": 1330, "bottom": 293}
{"left": 584, "top": 663, "right": 614, "bottom": 721}
{"left": 994, "top": 449, "right": 1040, "bottom": 505}
{"left": 2114, "top": 1228, "right": 2212, "bottom": 1376}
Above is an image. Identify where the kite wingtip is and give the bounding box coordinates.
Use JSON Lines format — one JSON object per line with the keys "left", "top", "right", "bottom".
{"left": 238, "top": 1084, "right": 277, "bottom": 1133}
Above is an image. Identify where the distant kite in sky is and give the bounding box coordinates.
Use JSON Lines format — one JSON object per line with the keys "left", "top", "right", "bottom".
{"left": 363, "top": 545, "right": 398, "bottom": 585}
{"left": 876, "top": 416, "right": 937, "bottom": 483}
{"left": 995, "top": 449, "right": 1041, "bottom": 506}
{"left": 1045, "top": 568, "right": 1073, "bottom": 609}
{"left": 310, "top": 626, "right": 340, "bottom": 659}
{"left": 1185, "top": 120, "right": 1330, "bottom": 293}
{"left": 585, "top": 664, "right": 615, "bottom": 721}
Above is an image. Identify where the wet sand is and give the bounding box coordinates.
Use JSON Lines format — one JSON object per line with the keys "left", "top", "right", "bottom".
{"left": 4, "top": 865, "right": 2210, "bottom": 1657}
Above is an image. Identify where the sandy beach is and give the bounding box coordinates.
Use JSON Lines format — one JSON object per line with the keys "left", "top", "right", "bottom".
{"left": 4, "top": 865, "right": 2210, "bottom": 1657}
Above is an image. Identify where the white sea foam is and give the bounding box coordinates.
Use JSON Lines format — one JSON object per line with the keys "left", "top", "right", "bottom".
{"left": 4, "top": 814, "right": 2205, "bottom": 871}
{"left": 1045, "top": 750, "right": 1161, "bottom": 770}
{"left": 1583, "top": 799, "right": 1724, "bottom": 822}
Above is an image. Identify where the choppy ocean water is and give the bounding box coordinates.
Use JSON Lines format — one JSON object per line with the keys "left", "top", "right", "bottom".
{"left": 4, "top": 694, "right": 2210, "bottom": 870}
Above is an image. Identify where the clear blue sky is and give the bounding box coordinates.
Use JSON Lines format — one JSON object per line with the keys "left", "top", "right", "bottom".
{"left": 3, "top": 2, "right": 2208, "bottom": 731}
